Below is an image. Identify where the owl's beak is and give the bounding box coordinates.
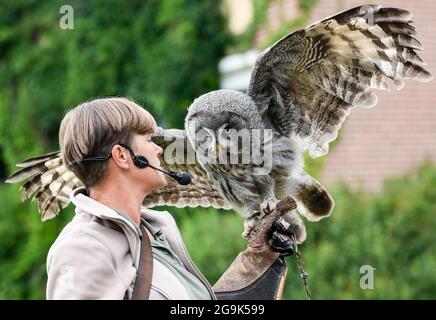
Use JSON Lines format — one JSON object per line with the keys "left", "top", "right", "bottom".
{"left": 216, "top": 143, "right": 221, "bottom": 155}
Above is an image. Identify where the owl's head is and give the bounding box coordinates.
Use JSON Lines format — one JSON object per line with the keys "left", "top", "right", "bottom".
{"left": 185, "top": 89, "right": 263, "bottom": 159}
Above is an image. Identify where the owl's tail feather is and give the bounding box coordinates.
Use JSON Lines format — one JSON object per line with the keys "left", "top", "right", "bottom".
{"left": 292, "top": 173, "right": 335, "bottom": 222}
{"left": 5, "top": 152, "right": 80, "bottom": 221}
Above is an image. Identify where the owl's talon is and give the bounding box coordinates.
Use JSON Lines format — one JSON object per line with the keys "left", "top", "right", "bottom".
{"left": 274, "top": 210, "right": 307, "bottom": 244}
{"left": 242, "top": 224, "right": 253, "bottom": 239}
{"left": 241, "top": 229, "right": 251, "bottom": 239}
{"left": 260, "top": 198, "right": 278, "bottom": 216}
{"left": 242, "top": 211, "right": 263, "bottom": 238}
{"left": 263, "top": 204, "right": 272, "bottom": 215}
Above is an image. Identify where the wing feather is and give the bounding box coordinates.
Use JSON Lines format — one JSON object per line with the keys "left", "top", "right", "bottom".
{"left": 144, "top": 128, "right": 231, "bottom": 209}
{"left": 248, "top": 5, "right": 432, "bottom": 158}
{"left": 6, "top": 152, "right": 82, "bottom": 221}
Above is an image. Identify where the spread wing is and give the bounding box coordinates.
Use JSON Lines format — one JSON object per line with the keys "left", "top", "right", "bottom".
{"left": 248, "top": 5, "right": 432, "bottom": 158}
{"left": 6, "top": 127, "right": 231, "bottom": 221}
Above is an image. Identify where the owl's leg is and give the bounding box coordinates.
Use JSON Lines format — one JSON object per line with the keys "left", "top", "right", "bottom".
{"left": 259, "top": 197, "right": 280, "bottom": 216}
{"left": 242, "top": 211, "right": 262, "bottom": 239}
{"left": 278, "top": 209, "right": 307, "bottom": 244}
{"left": 242, "top": 193, "right": 278, "bottom": 239}
{"left": 276, "top": 170, "right": 334, "bottom": 222}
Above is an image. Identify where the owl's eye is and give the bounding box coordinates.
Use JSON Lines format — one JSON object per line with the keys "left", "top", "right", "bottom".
{"left": 222, "top": 125, "right": 232, "bottom": 134}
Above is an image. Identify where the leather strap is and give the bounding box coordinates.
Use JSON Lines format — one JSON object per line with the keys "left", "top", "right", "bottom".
{"left": 92, "top": 216, "right": 154, "bottom": 299}
{"left": 131, "top": 222, "right": 153, "bottom": 300}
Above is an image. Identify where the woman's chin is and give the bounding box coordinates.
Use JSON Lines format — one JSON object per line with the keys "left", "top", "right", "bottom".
{"left": 158, "top": 175, "right": 168, "bottom": 188}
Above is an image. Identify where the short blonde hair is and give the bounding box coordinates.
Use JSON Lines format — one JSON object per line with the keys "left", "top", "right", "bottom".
{"left": 59, "top": 97, "right": 157, "bottom": 187}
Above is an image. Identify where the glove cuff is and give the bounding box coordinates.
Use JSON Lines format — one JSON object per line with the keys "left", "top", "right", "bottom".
{"left": 213, "top": 256, "right": 287, "bottom": 300}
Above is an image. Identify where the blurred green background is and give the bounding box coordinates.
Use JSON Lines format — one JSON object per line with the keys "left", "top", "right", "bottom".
{"left": 0, "top": 0, "right": 434, "bottom": 299}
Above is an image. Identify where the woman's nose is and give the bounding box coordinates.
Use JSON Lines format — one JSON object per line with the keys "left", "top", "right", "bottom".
{"left": 156, "top": 145, "right": 163, "bottom": 157}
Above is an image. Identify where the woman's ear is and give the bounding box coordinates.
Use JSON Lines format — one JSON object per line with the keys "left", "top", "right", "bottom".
{"left": 111, "top": 145, "right": 130, "bottom": 169}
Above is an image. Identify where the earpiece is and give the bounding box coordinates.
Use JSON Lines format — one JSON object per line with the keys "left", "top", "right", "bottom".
{"left": 118, "top": 143, "right": 150, "bottom": 169}
{"left": 132, "top": 155, "right": 149, "bottom": 169}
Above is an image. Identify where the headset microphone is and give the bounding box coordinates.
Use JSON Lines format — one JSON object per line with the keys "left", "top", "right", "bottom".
{"left": 73, "top": 143, "right": 192, "bottom": 186}
{"left": 118, "top": 143, "right": 192, "bottom": 186}
{"left": 145, "top": 164, "right": 192, "bottom": 186}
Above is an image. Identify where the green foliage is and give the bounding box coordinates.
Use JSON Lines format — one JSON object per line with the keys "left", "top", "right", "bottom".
{"left": 0, "top": 0, "right": 229, "bottom": 159}
{"left": 178, "top": 164, "right": 436, "bottom": 299}
{"left": 0, "top": 184, "right": 74, "bottom": 299}
{"left": 0, "top": 0, "right": 228, "bottom": 299}
{"left": 231, "top": 0, "right": 318, "bottom": 52}
{"left": 177, "top": 208, "right": 246, "bottom": 284}
{"left": 280, "top": 163, "right": 436, "bottom": 299}
{"left": 0, "top": 0, "right": 434, "bottom": 300}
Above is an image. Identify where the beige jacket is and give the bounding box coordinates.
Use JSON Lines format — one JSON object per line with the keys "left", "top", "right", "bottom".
{"left": 46, "top": 187, "right": 216, "bottom": 300}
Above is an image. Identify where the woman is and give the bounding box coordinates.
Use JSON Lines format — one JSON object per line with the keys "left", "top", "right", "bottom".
{"left": 46, "top": 97, "right": 295, "bottom": 299}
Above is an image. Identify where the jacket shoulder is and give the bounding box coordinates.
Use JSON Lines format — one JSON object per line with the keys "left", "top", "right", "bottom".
{"left": 48, "top": 213, "right": 130, "bottom": 271}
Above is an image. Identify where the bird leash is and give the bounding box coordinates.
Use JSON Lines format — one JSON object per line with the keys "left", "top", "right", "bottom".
{"left": 290, "top": 234, "right": 312, "bottom": 300}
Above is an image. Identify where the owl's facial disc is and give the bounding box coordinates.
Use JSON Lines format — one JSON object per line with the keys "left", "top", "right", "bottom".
{"left": 194, "top": 123, "right": 235, "bottom": 161}
{"left": 203, "top": 125, "right": 230, "bottom": 156}
{"left": 203, "top": 128, "right": 217, "bottom": 154}
{"left": 216, "top": 123, "right": 235, "bottom": 152}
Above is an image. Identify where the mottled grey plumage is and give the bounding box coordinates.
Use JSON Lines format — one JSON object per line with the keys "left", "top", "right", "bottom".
{"left": 185, "top": 4, "right": 432, "bottom": 238}
{"left": 185, "top": 89, "right": 319, "bottom": 238}
{"left": 6, "top": 5, "right": 432, "bottom": 240}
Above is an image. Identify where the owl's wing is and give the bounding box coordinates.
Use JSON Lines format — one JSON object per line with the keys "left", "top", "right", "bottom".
{"left": 5, "top": 151, "right": 83, "bottom": 221}
{"left": 143, "top": 127, "right": 232, "bottom": 209}
{"left": 6, "top": 127, "right": 231, "bottom": 221}
{"left": 248, "top": 5, "right": 432, "bottom": 158}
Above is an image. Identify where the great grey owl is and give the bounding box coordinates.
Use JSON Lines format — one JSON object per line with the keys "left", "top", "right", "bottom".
{"left": 7, "top": 5, "right": 432, "bottom": 241}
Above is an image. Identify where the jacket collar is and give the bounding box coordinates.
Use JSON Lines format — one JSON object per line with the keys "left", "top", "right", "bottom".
{"left": 70, "top": 187, "right": 174, "bottom": 238}
{"left": 70, "top": 187, "right": 140, "bottom": 233}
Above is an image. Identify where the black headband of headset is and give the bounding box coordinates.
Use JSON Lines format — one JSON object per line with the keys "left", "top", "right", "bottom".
{"left": 69, "top": 143, "right": 138, "bottom": 166}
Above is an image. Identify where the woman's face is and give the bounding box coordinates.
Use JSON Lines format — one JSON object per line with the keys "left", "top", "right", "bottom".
{"left": 129, "top": 133, "right": 167, "bottom": 192}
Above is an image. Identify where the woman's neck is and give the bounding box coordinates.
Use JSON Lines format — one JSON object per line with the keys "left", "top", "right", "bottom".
{"left": 89, "top": 182, "right": 144, "bottom": 225}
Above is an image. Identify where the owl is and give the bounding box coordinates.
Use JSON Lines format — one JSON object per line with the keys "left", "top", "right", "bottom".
{"left": 7, "top": 5, "right": 432, "bottom": 241}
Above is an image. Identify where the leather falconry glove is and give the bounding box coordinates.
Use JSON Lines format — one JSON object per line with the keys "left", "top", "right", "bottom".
{"left": 213, "top": 196, "right": 297, "bottom": 300}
